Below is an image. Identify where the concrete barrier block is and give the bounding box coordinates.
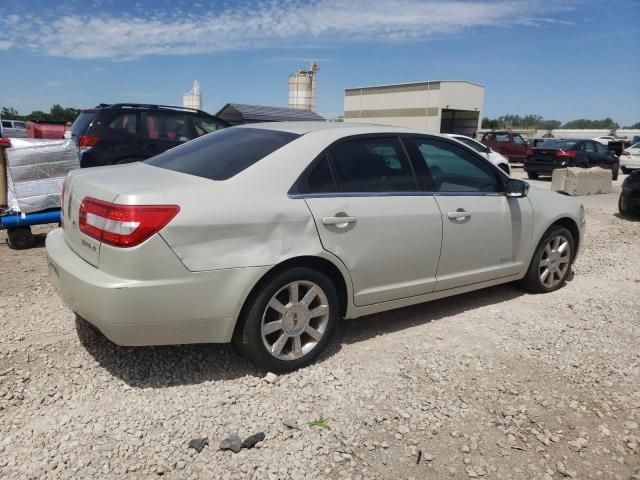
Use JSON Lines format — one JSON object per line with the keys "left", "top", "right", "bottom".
{"left": 551, "top": 167, "right": 612, "bottom": 195}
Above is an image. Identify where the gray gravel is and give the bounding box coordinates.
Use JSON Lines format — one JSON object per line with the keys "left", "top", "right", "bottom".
{"left": 1, "top": 172, "right": 639, "bottom": 479}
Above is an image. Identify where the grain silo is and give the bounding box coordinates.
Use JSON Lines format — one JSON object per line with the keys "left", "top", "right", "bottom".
{"left": 183, "top": 81, "right": 202, "bottom": 110}
{"left": 288, "top": 62, "right": 318, "bottom": 111}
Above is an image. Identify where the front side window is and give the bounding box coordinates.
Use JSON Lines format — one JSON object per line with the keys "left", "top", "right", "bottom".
{"left": 595, "top": 142, "right": 608, "bottom": 154}
{"left": 146, "top": 127, "right": 299, "bottom": 181}
{"left": 495, "top": 134, "right": 510, "bottom": 143}
{"left": 513, "top": 134, "right": 526, "bottom": 145}
{"left": 13, "top": 121, "right": 26, "bottom": 129}
{"left": 583, "top": 142, "right": 596, "bottom": 153}
{"left": 328, "top": 138, "right": 416, "bottom": 192}
{"left": 412, "top": 138, "right": 501, "bottom": 193}
{"left": 1, "top": 121, "right": 11, "bottom": 128}
{"left": 108, "top": 113, "right": 137, "bottom": 135}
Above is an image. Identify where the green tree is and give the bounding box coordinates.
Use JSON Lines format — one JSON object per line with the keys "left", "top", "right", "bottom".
{"left": 562, "top": 117, "right": 619, "bottom": 129}
{"left": 1, "top": 107, "right": 21, "bottom": 119}
{"left": 624, "top": 121, "right": 640, "bottom": 129}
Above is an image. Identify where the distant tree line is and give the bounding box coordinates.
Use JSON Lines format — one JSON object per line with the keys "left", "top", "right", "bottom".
{"left": 1, "top": 105, "right": 80, "bottom": 124}
{"left": 481, "top": 115, "right": 640, "bottom": 130}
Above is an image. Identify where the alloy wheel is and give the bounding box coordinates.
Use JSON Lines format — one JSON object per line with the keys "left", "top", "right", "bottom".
{"left": 261, "top": 280, "right": 330, "bottom": 361}
{"left": 538, "top": 234, "right": 571, "bottom": 289}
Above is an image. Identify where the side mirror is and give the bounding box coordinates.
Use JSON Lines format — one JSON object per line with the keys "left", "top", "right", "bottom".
{"left": 485, "top": 146, "right": 492, "bottom": 154}
{"left": 505, "top": 179, "right": 529, "bottom": 198}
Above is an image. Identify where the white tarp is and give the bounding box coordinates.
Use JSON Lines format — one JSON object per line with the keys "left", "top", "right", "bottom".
{"left": 4, "top": 139, "right": 79, "bottom": 214}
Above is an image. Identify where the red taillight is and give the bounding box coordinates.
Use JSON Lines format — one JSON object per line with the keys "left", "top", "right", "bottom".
{"left": 621, "top": 150, "right": 630, "bottom": 156}
{"left": 76, "top": 135, "right": 101, "bottom": 150}
{"left": 79, "top": 197, "right": 179, "bottom": 248}
{"left": 526, "top": 148, "right": 534, "bottom": 156}
{"left": 555, "top": 150, "right": 577, "bottom": 158}
{"left": 0, "top": 137, "right": 11, "bottom": 148}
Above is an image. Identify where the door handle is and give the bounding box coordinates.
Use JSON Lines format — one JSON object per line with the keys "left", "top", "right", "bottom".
{"left": 322, "top": 216, "right": 357, "bottom": 227}
{"left": 447, "top": 209, "right": 472, "bottom": 222}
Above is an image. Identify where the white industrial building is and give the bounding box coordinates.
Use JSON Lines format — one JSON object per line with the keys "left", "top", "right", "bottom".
{"left": 344, "top": 80, "right": 484, "bottom": 135}
{"left": 183, "top": 81, "right": 202, "bottom": 111}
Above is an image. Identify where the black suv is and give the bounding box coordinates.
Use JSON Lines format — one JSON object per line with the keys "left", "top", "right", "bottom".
{"left": 70, "top": 103, "right": 228, "bottom": 168}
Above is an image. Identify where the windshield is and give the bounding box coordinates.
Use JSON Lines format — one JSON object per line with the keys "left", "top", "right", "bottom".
{"left": 71, "top": 111, "right": 97, "bottom": 137}
{"left": 146, "top": 127, "right": 300, "bottom": 180}
{"left": 453, "top": 136, "right": 485, "bottom": 153}
{"left": 538, "top": 140, "right": 578, "bottom": 150}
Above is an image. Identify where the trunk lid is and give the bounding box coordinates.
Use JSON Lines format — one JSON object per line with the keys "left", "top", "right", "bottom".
{"left": 62, "top": 162, "right": 201, "bottom": 267}
{"left": 530, "top": 148, "right": 561, "bottom": 163}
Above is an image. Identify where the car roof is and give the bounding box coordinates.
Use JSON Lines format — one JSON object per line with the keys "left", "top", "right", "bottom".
{"left": 236, "top": 121, "right": 433, "bottom": 136}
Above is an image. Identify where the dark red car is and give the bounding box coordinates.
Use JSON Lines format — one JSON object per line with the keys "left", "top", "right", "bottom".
{"left": 481, "top": 131, "right": 529, "bottom": 163}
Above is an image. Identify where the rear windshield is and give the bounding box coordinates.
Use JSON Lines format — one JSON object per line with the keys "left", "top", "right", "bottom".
{"left": 146, "top": 127, "right": 300, "bottom": 180}
{"left": 453, "top": 136, "right": 485, "bottom": 153}
{"left": 538, "top": 140, "right": 578, "bottom": 150}
{"left": 71, "top": 111, "right": 97, "bottom": 136}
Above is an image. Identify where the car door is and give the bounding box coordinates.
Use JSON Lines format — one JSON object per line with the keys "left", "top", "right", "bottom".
{"left": 594, "top": 141, "right": 615, "bottom": 168}
{"left": 511, "top": 133, "right": 528, "bottom": 161}
{"left": 301, "top": 136, "right": 443, "bottom": 306}
{"left": 406, "top": 136, "right": 533, "bottom": 291}
{"left": 104, "top": 112, "right": 142, "bottom": 162}
{"left": 581, "top": 141, "right": 599, "bottom": 165}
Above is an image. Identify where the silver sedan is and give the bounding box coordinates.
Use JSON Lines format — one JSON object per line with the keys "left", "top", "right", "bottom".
{"left": 47, "top": 122, "right": 585, "bottom": 371}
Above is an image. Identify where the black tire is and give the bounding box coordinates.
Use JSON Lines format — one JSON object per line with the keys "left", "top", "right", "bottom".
{"left": 234, "top": 267, "right": 339, "bottom": 372}
{"left": 7, "top": 227, "right": 35, "bottom": 250}
{"left": 527, "top": 172, "right": 539, "bottom": 180}
{"left": 612, "top": 164, "right": 619, "bottom": 181}
{"left": 619, "top": 195, "right": 630, "bottom": 216}
{"left": 621, "top": 167, "right": 631, "bottom": 175}
{"left": 519, "top": 225, "right": 575, "bottom": 294}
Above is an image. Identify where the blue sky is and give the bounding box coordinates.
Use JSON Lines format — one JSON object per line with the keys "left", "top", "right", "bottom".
{"left": 0, "top": 0, "right": 639, "bottom": 125}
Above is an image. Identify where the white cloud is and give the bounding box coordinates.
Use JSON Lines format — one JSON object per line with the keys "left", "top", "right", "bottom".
{"left": 0, "top": 0, "right": 571, "bottom": 60}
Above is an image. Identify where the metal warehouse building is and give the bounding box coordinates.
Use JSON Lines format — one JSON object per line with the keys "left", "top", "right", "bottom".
{"left": 343, "top": 80, "right": 484, "bottom": 136}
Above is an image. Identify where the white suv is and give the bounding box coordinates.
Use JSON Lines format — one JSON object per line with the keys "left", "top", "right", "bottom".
{"left": 1, "top": 119, "right": 27, "bottom": 138}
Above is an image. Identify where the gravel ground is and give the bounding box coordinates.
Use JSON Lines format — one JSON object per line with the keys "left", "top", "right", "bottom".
{"left": 1, "top": 171, "right": 639, "bottom": 480}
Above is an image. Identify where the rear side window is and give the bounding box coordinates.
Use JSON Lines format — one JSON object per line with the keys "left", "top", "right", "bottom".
{"left": 142, "top": 113, "right": 191, "bottom": 141}
{"left": 146, "top": 127, "right": 300, "bottom": 180}
{"left": 108, "top": 113, "right": 137, "bottom": 135}
{"left": 495, "top": 134, "right": 510, "bottom": 142}
{"left": 71, "top": 111, "right": 97, "bottom": 136}
{"left": 328, "top": 138, "right": 416, "bottom": 192}
{"left": 13, "top": 121, "right": 26, "bottom": 129}
{"left": 306, "top": 156, "right": 336, "bottom": 193}
{"left": 1, "top": 121, "right": 11, "bottom": 128}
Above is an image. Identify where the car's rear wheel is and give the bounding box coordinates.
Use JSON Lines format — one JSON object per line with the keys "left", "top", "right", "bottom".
{"left": 621, "top": 167, "right": 631, "bottom": 175}
{"left": 527, "top": 172, "right": 539, "bottom": 180}
{"left": 612, "top": 164, "right": 619, "bottom": 181}
{"left": 235, "top": 267, "right": 338, "bottom": 372}
{"left": 519, "top": 225, "right": 574, "bottom": 293}
{"left": 7, "top": 227, "right": 34, "bottom": 250}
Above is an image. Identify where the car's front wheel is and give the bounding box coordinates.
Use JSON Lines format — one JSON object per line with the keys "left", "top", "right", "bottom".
{"left": 235, "top": 267, "right": 338, "bottom": 372}
{"left": 519, "top": 225, "right": 575, "bottom": 293}
{"left": 527, "top": 172, "right": 539, "bottom": 180}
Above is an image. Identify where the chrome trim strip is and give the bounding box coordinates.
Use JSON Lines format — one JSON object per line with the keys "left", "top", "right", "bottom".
{"left": 289, "top": 191, "right": 505, "bottom": 199}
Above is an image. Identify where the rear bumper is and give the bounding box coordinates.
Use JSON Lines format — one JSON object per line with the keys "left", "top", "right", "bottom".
{"left": 46, "top": 228, "right": 269, "bottom": 346}
{"left": 524, "top": 161, "right": 566, "bottom": 174}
